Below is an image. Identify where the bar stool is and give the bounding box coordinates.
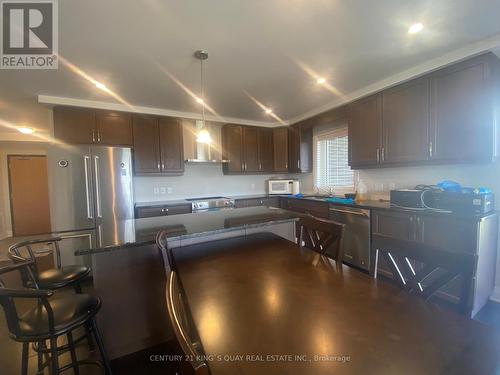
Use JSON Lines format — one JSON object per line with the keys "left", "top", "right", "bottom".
{"left": 8, "top": 237, "right": 91, "bottom": 293}
{"left": 0, "top": 261, "right": 112, "bottom": 374}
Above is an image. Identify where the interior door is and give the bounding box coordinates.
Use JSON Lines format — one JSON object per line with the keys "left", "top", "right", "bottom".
{"left": 258, "top": 127, "right": 273, "bottom": 172}
{"left": 242, "top": 127, "right": 259, "bottom": 172}
{"left": 132, "top": 115, "right": 161, "bottom": 174}
{"left": 348, "top": 94, "right": 382, "bottom": 167}
{"left": 8, "top": 155, "right": 51, "bottom": 236}
{"left": 382, "top": 78, "right": 429, "bottom": 163}
{"left": 159, "top": 117, "right": 184, "bottom": 173}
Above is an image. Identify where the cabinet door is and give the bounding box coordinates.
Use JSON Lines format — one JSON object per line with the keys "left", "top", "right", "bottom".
{"left": 429, "top": 54, "right": 494, "bottom": 163}
{"left": 165, "top": 204, "right": 192, "bottom": 216}
{"left": 242, "top": 127, "right": 259, "bottom": 172}
{"left": 53, "top": 106, "right": 96, "bottom": 144}
{"left": 417, "top": 215, "right": 477, "bottom": 254}
{"left": 299, "top": 125, "right": 313, "bottom": 173}
{"left": 258, "top": 128, "right": 273, "bottom": 172}
{"left": 132, "top": 116, "right": 161, "bottom": 174}
{"left": 96, "top": 111, "right": 133, "bottom": 146}
{"left": 223, "top": 125, "right": 243, "bottom": 173}
{"left": 382, "top": 78, "right": 429, "bottom": 163}
{"left": 273, "top": 128, "right": 288, "bottom": 172}
{"left": 159, "top": 117, "right": 184, "bottom": 173}
{"left": 288, "top": 124, "right": 301, "bottom": 173}
{"left": 348, "top": 94, "right": 382, "bottom": 167}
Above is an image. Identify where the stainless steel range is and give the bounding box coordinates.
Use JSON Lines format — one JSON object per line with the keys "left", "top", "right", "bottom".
{"left": 187, "top": 196, "right": 235, "bottom": 213}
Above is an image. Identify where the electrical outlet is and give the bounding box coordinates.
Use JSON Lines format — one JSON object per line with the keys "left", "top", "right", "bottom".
{"left": 160, "top": 187, "right": 167, "bottom": 194}
{"left": 153, "top": 187, "right": 160, "bottom": 195}
{"left": 167, "top": 187, "right": 173, "bottom": 194}
{"left": 250, "top": 183, "right": 255, "bottom": 189}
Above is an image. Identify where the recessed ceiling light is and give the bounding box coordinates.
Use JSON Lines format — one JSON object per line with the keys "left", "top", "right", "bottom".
{"left": 408, "top": 23, "right": 423, "bottom": 34}
{"left": 95, "top": 81, "right": 108, "bottom": 91}
{"left": 265, "top": 108, "right": 273, "bottom": 115}
{"left": 18, "top": 127, "right": 35, "bottom": 134}
{"left": 196, "top": 97, "right": 204, "bottom": 104}
{"left": 316, "top": 77, "right": 326, "bottom": 84}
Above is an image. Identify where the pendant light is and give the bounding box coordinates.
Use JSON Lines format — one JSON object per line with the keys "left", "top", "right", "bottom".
{"left": 194, "top": 50, "right": 213, "bottom": 144}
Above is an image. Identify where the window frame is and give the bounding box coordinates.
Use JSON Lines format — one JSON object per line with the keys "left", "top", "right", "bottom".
{"left": 313, "top": 124, "right": 356, "bottom": 194}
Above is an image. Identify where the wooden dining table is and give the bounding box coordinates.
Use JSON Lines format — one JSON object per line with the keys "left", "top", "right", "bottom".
{"left": 172, "top": 232, "right": 500, "bottom": 375}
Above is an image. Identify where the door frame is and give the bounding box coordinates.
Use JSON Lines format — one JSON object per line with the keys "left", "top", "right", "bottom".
{"left": 7, "top": 154, "right": 50, "bottom": 236}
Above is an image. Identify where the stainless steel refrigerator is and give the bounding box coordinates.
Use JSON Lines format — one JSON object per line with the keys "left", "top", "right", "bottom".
{"left": 47, "top": 145, "right": 135, "bottom": 267}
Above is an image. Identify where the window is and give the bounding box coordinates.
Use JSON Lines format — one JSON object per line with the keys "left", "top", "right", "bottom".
{"left": 314, "top": 126, "right": 354, "bottom": 192}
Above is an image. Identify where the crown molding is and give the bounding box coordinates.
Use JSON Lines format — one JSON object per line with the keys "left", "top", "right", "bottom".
{"left": 288, "top": 32, "right": 500, "bottom": 124}
{"left": 37, "top": 95, "right": 287, "bottom": 128}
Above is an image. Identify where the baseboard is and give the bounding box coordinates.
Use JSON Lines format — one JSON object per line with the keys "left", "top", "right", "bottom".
{"left": 490, "top": 286, "right": 500, "bottom": 303}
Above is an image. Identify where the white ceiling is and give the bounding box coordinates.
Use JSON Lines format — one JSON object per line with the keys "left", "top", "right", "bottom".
{"left": 1, "top": 0, "right": 500, "bottom": 140}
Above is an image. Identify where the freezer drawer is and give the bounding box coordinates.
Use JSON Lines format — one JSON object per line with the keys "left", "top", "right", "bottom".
{"left": 329, "top": 206, "right": 371, "bottom": 271}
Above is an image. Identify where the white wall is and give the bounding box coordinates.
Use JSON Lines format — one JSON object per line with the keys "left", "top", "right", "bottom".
{"left": 134, "top": 163, "right": 312, "bottom": 202}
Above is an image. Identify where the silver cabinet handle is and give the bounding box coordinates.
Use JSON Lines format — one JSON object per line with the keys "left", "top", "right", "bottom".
{"left": 297, "top": 160, "right": 300, "bottom": 169}
{"left": 84, "top": 156, "right": 93, "bottom": 219}
{"left": 381, "top": 147, "right": 385, "bottom": 162}
{"left": 329, "top": 208, "right": 369, "bottom": 217}
{"left": 259, "top": 162, "right": 262, "bottom": 170}
{"left": 376, "top": 148, "right": 380, "bottom": 162}
{"left": 429, "top": 141, "right": 433, "bottom": 158}
{"left": 92, "top": 129, "right": 96, "bottom": 143}
{"left": 94, "top": 155, "right": 102, "bottom": 218}
{"left": 97, "top": 130, "right": 101, "bottom": 142}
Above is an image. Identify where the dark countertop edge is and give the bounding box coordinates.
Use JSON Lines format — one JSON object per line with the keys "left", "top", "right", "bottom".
{"left": 75, "top": 217, "right": 299, "bottom": 256}
{"left": 134, "top": 195, "right": 494, "bottom": 220}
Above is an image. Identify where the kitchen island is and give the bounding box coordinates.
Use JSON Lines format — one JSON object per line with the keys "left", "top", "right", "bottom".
{"left": 76, "top": 207, "right": 300, "bottom": 360}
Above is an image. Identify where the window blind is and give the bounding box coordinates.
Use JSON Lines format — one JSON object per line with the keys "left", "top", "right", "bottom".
{"left": 314, "top": 126, "right": 354, "bottom": 190}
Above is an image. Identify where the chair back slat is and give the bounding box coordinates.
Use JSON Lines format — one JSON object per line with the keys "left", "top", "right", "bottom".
{"left": 372, "top": 234, "right": 476, "bottom": 315}
{"left": 166, "top": 271, "right": 210, "bottom": 374}
{"left": 298, "top": 215, "right": 345, "bottom": 261}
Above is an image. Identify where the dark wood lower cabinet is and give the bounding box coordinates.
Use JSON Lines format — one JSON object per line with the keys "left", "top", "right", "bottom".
{"left": 234, "top": 197, "right": 280, "bottom": 208}
{"left": 371, "top": 209, "right": 498, "bottom": 317}
{"left": 135, "top": 203, "right": 192, "bottom": 218}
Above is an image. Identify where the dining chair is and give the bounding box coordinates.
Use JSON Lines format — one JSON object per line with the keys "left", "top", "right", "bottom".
{"left": 166, "top": 270, "right": 210, "bottom": 375}
{"left": 8, "top": 237, "right": 91, "bottom": 293}
{"left": 297, "top": 215, "right": 345, "bottom": 261}
{"left": 372, "top": 234, "right": 476, "bottom": 315}
{"left": 0, "top": 261, "right": 112, "bottom": 375}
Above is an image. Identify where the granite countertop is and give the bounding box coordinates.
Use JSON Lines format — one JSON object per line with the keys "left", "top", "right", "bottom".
{"left": 76, "top": 206, "right": 300, "bottom": 256}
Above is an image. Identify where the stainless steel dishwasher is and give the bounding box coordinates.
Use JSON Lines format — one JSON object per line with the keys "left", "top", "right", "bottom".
{"left": 328, "top": 206, "right": 370, "bottom": 271}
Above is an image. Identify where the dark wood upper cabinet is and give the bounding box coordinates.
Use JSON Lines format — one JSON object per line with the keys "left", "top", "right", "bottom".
{"left": 242, "top": 127, "right": 259, "bottom": 172}
{"left": 132, "top": 115, "right": 161, "bottom": 174}
{"left": 348, "top": 94, "right": 382, "bottom": 167}
{"left": 299, "top": 125, "right": 313, "bottom": 173}
{"left": 222, "top": 124, "right": 243, "bottom": 173}
{"left": 96, "top": 111, "right": 133, "bottom": 146}
{"left": 273, "top": 127, "right": 288, "bottom": 172}
{"left": 258, "top": 127, "right": 273, "bottom": 172}
{"left": 429, "top": 54, "right": 495, "bottom": 163}
{"left": 53, "top": 106, "right": 96, "bottom": 144}
{"left": 382, "top": 78, "right": 429, "bottom": 164}
{"left": 288, "top": 124, "right": 301, "bottom": 173}
{"left": 159, "top": 117, "right": 184, "bottom": 173}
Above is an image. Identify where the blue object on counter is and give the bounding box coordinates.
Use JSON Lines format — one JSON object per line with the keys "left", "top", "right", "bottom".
{"left": 290, "top": 193, "right": 304, "bottom": 198}
{"left": 325, "top": 197, "right": 355, "bottom": 205}
{"left": 437, "top": 180, "right": 462, "bottom": 192}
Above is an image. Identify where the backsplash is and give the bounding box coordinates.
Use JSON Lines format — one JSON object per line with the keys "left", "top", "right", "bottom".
{"left": 133, "top": 163, "right": 313, "bottom": 202}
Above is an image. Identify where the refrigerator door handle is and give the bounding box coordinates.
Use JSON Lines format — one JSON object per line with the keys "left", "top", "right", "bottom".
{"left": 94, "top": 155, "right": 102, "bottom": 218}
{"left": 84, "top": 156, "right": 94, "bottom": 219}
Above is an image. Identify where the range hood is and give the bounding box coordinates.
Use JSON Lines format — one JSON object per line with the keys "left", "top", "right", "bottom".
{"left": 183, "top": 120, "right": 229, "bottom": 163}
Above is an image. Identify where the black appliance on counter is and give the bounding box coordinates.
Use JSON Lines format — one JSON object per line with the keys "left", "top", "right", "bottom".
{"left": 390, "top": 187, "right": 494, "bottom": 215}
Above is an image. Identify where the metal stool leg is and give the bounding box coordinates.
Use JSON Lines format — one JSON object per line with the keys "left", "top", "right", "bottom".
{"left": 49, "top": 337, "right": 59, "bottom": 374}
{"left": 37, "top": 340, "right": 44, "bottom": 373}
{"left": 85, "top": 322, "right": 95, "bottom": 351}
{"left": 91, "top": 318, "right": 112, "bottom": 375}
{"left": 21, "top": 342, "right": 29, "bottom": 375}
{"left": 67, "top": 331, "right": 80, "bottom": 375}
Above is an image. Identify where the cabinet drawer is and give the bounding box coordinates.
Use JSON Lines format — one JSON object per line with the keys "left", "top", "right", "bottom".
{"left": 136, "top": 206, "right": 169, "bottom": 218}
{"left": 286, "top": 199, "right": 329, "bottom": 218}
{"left": 166, "top": 204, "right": 192, "bottom": 216}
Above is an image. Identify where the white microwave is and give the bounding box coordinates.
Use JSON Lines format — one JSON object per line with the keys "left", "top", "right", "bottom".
{"left": 268, "top": 179, "right": 300, "bottom": 195}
